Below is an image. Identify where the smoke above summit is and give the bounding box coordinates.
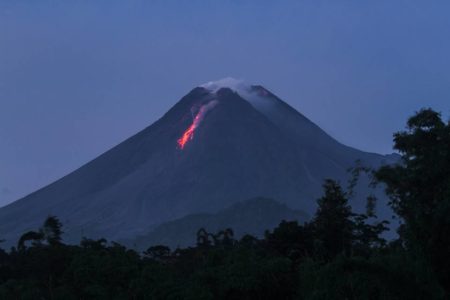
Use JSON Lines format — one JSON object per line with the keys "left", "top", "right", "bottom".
{"left": 201, "top": 77, "right": 246, "bottom": 93}
{"left": 200, "top": 78, "right": 279, "bottom": 117}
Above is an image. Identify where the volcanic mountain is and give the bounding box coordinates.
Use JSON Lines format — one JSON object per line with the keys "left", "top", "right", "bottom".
{"left": 0, "top": 78, "right": 397, "bottom": 246}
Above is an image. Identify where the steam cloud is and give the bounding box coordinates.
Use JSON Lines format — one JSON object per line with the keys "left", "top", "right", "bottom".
{"left": 201, "top": 77, "right": 276, "bottom": 116}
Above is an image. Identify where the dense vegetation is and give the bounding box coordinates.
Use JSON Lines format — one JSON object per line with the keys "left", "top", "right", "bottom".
{"left": 0, "top": 109, "right": 449, "bottom": 299}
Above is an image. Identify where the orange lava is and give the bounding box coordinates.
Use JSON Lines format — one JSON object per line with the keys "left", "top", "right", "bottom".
{"left": 177, "top": 100, "right": 219, "bottom": 150}
{"left": 177, "top": 122, "right": 196, "bottom": 149}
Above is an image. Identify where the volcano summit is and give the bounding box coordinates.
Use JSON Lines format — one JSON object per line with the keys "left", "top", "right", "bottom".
{"left": 0, "top": 79, "right": 397, "bottom": 246}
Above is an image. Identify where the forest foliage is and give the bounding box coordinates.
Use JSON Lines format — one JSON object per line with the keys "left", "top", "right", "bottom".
{"left": 0, "top": 108, "right": 449, "bottom": 299}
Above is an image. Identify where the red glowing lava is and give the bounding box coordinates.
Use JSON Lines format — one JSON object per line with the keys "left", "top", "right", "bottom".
{"left": 177, "top": 120, "right": 197, "bottom": 149}
{"left": 177, "top": 100, "right": 218, "bottom": 150}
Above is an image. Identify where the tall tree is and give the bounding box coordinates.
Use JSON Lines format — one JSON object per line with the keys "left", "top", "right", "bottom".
{"left": 312, "top": 179, "right": 354, "bottom": 260}
{"left": 196, "top": 228, "right": 212, "bottom": 247}
{"left": 375, "top": 108, "right": 450, "bottom": 291}
{"left": 42, "top": 216, "right": 63, "bottom": 246}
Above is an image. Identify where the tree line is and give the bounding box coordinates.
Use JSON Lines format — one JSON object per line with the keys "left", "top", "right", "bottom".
{"left": 0, "top": 108, "right": 449, "bottom": 299}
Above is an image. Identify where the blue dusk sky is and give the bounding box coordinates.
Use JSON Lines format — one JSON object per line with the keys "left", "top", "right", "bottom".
{"left": 1, "top": 0, "right": 450, "bottom": 206}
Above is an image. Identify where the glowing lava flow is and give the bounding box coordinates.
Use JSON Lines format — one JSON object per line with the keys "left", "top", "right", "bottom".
{"left": 177, "top": 100, "right": 219, "bottom": 149}
{"left": 177, "top": 123, "right": 196, "bottom": 149}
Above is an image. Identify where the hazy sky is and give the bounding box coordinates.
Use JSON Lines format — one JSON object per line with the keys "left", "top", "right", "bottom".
{"left": 1, "top": 0, "right": 450, "bottom": 206}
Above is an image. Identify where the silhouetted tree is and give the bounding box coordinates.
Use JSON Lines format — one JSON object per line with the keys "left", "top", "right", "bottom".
{"left": 239, "top": 234, "right": 259, "bottom": 248}
{"left": 214, "top": 228, "right": 235, "bottom": 246}
{"left": 352, "top": 213, "right": 389, "bottom": 257}
{"left": 265, "top": 220, "right": 314, "bottom": 260}
{"left": 144, "top": 245, "right": 171, "bottom": 261}
{"left": 196, "top": 228, "right": 212, "bottom": 247}
{"left": 16, "top": 216, "right": 63, "bottom": 250}
{"left": 375, "top": 108, "right": 450, "bottom": 292}
{"left": 312, "top": 179, "right": 354, "bottom": 260}
{"left": 42, "top": 216, "right": 63, "bottom": 246}
{"left": 17, "top": 230, "right": 44, "bottom": 250}
{"left": 80, "top": 237, "right": 107, "bottom": 250}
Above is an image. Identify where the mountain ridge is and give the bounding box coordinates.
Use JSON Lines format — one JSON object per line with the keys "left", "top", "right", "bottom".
{"left": 123, "top": 197, "right": 309, "bottom": 250}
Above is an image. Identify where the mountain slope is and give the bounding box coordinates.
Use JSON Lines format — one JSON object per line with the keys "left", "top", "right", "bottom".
{"left": 124, "top": 197, "right": 308, "bottom": 250}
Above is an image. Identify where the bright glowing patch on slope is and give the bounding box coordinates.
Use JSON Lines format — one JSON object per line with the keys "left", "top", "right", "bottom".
{"left": 177, "top": 100, "right": 219, "bottom": 149}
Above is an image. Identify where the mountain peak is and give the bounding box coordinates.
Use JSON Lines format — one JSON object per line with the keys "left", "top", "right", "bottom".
{"left": 199, "top": 77, "right": 279, "bottom": 118}
{"left": 200, "top": 77, "right": 247, "bottom": 93}
{"left": 199, "top": 77, "right": 272, "bottom": 96}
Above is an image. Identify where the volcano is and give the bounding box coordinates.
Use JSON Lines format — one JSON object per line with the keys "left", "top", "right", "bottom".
{"left": 0, "top": 78, "right": 397, "bottom": 246}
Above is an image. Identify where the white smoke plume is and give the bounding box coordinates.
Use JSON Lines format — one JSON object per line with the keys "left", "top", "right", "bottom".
{"left": 201, "top": 77, "right": 276, "bottom": 116}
